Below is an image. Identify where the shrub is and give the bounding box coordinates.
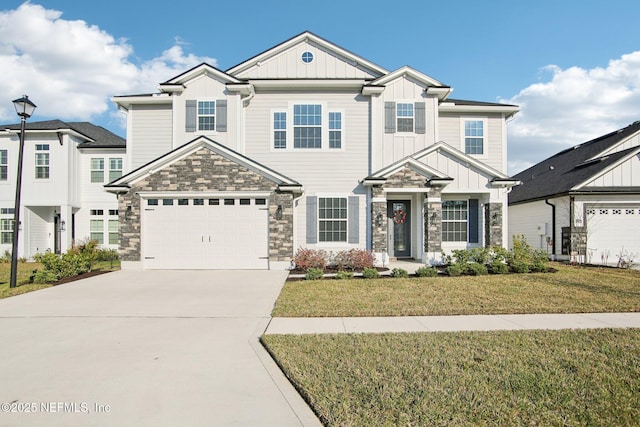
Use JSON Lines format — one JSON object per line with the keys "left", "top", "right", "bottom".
{"left": 510, "top": 261, "right": 530, "bottom": 274}
{"left": 293, "top": 248, "right": 327, "bottom": 271}
{"left": 470, "top": 247, "right": 491, "bottom": 265}
{"left": 362, "top": 267, "right": 379, "bottom": 279}
{"left": 391, "top": 268, "right": 409, "bottom": 278}
{"left": 467, "top": 262, "right": 488, "bottom": 276}
{"left": 445, "top": 264, "right": 464, "bottom": 277}
{"left": 335, "top": 270, "right": 354, "bottom": 280}
{"left": 0, "top": 250, "right": 11, "bottom": 263}
{"left": 450, "top": 249, "right": 471, "bottom": 266}
{"left": 30, "top": 269, "right": 59, "bottom": 284}
{"left": 489, "top": 246, "right": 510, "bottom": 264}
{"left": 333, "top": 249, "right": 375, "bottom": 271}
{"left": 96, "top": 248, "right": 119, "bottom": 262}
{"left": 488, "top": 260, "right": 509, "bottom": 274}
{"left": 305, "top": 268, "right": 324, "bottom": 280}
{"left": 38, "top": 251, "right": 92, "bottom": 280}
{"left": 415, "top": 266, "right": 438, "bottom": 277}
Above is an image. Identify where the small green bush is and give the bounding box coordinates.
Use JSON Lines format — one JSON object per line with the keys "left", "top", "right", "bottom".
{"left": 488, "top": 260, "right": 509, "bottom": 274}
{"left": 450, "top": 249, "right": 471, "bottom": 266}
{"left": 415, "top": 266, "right": 438, "bottom": 277}
{"left": 30, "top": 269, "right": 59, "bottom": 284}
{"left": 467, "top": 262, "right": 488, "bottom": 276}
{"left": 305, "top": 267, "right": 324, "bottom": 280}
{"left": 470, "top": 247, "right": 491, "bottom": 265}
{"left": 510, "top": 261, "right": 530, "bottom": 274}
{"left": 446, "top": 264, "right": 464, "bottom": 277}
{"left": 362, "top": 267, "right": 379, "bottom": 279}
{"left": 391, "top": 268, "right": 409, "bottom": 278}
{"left": 335, "top": 270, "right": 354, "bottom": 280}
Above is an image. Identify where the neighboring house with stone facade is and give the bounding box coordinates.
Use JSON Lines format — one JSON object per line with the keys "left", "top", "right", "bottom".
{"left": 107, "top": 32, "right": 520, "bottom": 270}
{"left": 0, "top": 120, "right": 125, "bottom": 258}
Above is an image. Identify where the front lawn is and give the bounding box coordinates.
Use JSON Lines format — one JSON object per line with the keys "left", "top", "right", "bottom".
{"left": 262, "top": 329, "right": 640, "bottom": 426}
{"left": 272, "top": 263, "right": 640, "bottom": 317}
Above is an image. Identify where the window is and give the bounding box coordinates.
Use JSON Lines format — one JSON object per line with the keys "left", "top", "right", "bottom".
{"left": 329, "top": 112, "right": 342, "bottom": 149}
{"left": 147, "top": 199, "right": 158, "bottom": 206}
{"left": 301, "top": 51, "right": 314, "bottom": 63}
{"left": 273, "top": 112, "right": 287, "bottom": 149}
{"left": 208, "top": 199, "right": 220, "bottom": 205}
{"left": 0, "top": 150, "right": 7, "bottom": 181}
{"left": 318, "top": 197, "right": 347, "bottom": 242}
{"left": 0, "top": 208, "right": 14, "bottom": 215}
{"left": 464, "top": 120, "right": 484, "bottom": 155}
{"left": 109, "top": 209, "right": 118, "bottom": 216}
{"left": 193, "top": 199, "right": 204, "bottom": 206}
{"left": 162, "top": 199, "right": 173, "bottom": 206}
{"left": 90, "top": 158, "right": 104, "bottom": 182}
{"left": 90, "top": 219, "right": 104, "bottom": 244}
{"left": 224, "top": 199, "right": 235, "bottom": 205}
{"left": 397, "top": 103, "right": 414, "bottom": 132}
{"left": 109, "top": 158, "right": 123, "bottom": 182}
{"left": 255, "top": 199, "right": 266, "bottom": 205}
{"left": 35, "top": 144, "right": 49, "bottom": 179}
{"left": 90, "top": 209, "right": 104, "bottom": 216}
{"left": 294, "top": 104, "right": 322, "bottom": 148}
{"left": 198, "top": 101, "right": 215, "bottom": 131}
{"left": 1, "top": 219, "right": 13, "bottom": 244}
{"left": 178, "top": 199, "right": 189, "bottom": 206}
{"left": 442, "top": 200, "right": 468, "bottom": 242}
{"left": 108, "top": 220, "right": 118, "bottom": 245}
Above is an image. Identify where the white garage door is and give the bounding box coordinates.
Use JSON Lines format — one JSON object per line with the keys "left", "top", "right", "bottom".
{"left": 142, "top": 196, "right": 269, "bottom": 269}
{"left": 586, "top": 206, "right": 640, "bottom": 265}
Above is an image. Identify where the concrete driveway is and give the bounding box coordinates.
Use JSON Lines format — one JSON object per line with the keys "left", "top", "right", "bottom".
{"left": 0, "top": 270, "right": 320, "bottom": 427}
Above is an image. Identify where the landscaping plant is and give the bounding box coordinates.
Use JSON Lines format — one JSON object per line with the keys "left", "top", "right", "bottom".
{"left": 305, "top": 267, "right": 324, "bottom": 280}
{"left": 362, "top": 267, "right": 379, "bottom": 279}
{"left": 415, "top": 266, "right": 438, "bottom": 277}
{"left": 335, "top": 270, "right": 354, "bottom": 280}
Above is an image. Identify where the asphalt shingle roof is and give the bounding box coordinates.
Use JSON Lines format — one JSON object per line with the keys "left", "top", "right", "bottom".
{"left": 0, "top": 120, "right": 125, "bottom": 148}
{"left": 509, "top": 121, "right": 640, "bottom": 205}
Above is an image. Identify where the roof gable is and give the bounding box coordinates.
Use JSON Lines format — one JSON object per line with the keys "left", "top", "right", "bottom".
{"left": 1, "top": 120, "right": 125, "bottom": 148}
{"left": 226, "top": 31, "right": 387, "bottom": 80}
{"left": 160, "top": 63, "right": 241, "bottom": 91}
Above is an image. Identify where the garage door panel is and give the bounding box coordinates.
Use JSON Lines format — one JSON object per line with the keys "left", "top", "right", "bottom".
{"left": 587, "top": 207, "right": 640, "bottom": 263}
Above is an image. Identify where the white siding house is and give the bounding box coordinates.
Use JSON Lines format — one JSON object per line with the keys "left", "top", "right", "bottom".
{"left": 110, "top": 32, "right": 519, "bottom": 270}
{"left": 0, "top": 121, "right": 125, "bottom": 258}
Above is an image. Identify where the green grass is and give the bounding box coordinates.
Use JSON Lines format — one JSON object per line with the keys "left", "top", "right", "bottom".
{"left": 273, "top": 263, "right": 640, "bottom": 317}
{"left": 263, "top": 329, "right": 640, "bottom": 426}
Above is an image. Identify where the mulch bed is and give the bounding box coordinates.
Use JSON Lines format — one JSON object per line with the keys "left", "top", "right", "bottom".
{"left": 52, "top": 269, "right": 117, "bottom": 286}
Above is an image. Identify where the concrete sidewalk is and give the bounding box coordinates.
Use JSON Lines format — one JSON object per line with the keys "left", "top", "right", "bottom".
{"left": 265, "top": 312, "right": 640, "bottom": 334}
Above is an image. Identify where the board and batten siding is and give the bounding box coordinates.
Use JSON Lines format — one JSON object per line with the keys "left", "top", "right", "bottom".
{"left": 130, "top": 104, "right": 173, "bottom": 169}
{"left": 438, "top": 113, "right": 506, "bottom": 174}
{"left": 420, "top": 151, "right": 498, "bottom": 194}
{"left": 583, "top": 154, "right": 640, "bottom": 187}
{"left": 600, "top": 132, "right": 640, "bottom": 156}
{"left": 233, "top": 41, "right": 379, "bottom": 80}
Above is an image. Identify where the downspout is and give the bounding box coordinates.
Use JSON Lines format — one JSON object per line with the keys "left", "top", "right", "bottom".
{"left": 545, "top": 199, "right": 556, "bottom": 259}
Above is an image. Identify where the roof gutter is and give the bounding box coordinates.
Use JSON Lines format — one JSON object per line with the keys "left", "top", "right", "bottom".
{"left": 545, "top": 199, "right": 556, "bottom": 258}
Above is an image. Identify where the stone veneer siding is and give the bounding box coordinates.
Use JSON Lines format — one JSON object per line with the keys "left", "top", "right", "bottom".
{"left": 484, "top": 202, "right": 503, "bottom": 247}
{"left": 371, "top": 186, "right": 387, "bottom": 252}
{"left": 424, "top": 187, "right": 443, "bottom": 252}
{"left": 118, "top": 148, "right": 294, "bottom": 263}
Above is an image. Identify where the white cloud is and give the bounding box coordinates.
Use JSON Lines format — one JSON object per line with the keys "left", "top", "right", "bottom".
{"left": 504, "top": 51, "right": 640, "bottom": 175}
{"left": 0, "top": 3, "right": 216, "bottom": 125}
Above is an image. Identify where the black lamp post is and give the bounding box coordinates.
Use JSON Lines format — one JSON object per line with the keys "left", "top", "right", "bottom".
{"left": 9, "top": 95, "right": 36, "bottom": 288}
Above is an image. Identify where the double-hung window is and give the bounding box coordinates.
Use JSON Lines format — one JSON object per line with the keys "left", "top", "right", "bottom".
{"left": 35, "top": 144, "right": 49, "bottom": 179}
{"left": 108, "top": 219, "right": 118, "bottom": 245}
{"left": 442, "top": 200, "right": 468, "bottom": 242}
{"left": 91, "top": 158, "right": 104, "bottom": 182}
{"left": 273, "top": 112, "right": 287, "bottom": 149}
{"left": 329, "top": 112, "right": 342, "bottom": 149}
{"left": 198, "top": 101, "right": 215, "bottom": 131}
{"left": 294, "top": 104, "right": 322, "bottom": 148}
{"left": 0, "top": 218, "right": 13, "bottom": 244}
{"left": 397, "top": 103, "right": 414, "bottom": 132}
{"left": 109, "top": 158, "right": 123, "bottom": 182}
{"left": 464, "top": 120, "right": 485, "bottom": 155}
{"left": 318, "top": 197, "right": 347, "bottom": 242}
{"left": 90, "top": 219, "right": 104, "bottom": 244}
{"left": 0, "top": 150, "right": 7, "bottom": 181}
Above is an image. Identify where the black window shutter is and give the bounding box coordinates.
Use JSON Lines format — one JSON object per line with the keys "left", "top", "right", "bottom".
{"left": 468, "top": 199, "right": 479, "bottom": 244}
{"left": 306, "top": 196, "right": 318, "bottom": 244}
{"left": 348, "top": 196, "right": 359, "bottom": 244}
{"left": 216, "top": 99, "right": 227, "bottom": 132}
{"left": 384, "top": 102, "right": 396, "bottom": 133}
{"left": 415, "top": 102, "right": 426, "bottom": 134}
{"left": 185, "top": 100, "right": 197, "bottom": 132}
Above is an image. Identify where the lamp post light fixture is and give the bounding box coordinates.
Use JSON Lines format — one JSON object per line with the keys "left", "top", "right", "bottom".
{"left": 9, "top": 95, "right": 36, "bottom": 288}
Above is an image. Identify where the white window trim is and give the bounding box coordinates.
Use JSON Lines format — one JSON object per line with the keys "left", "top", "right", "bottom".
{"left": 270, "top": 103, "right": 346, "bottom": 152}
{"left": 91, "top": 157, "right": 105, "bottom": 183}
{"left": 441, "top": 199, "right": 469, "bottom": 243}
{"left": 316, "top": 193, "right": 350, "bottom": 245}
{"left": 0, "top": 149, "right": 8, "bottom": 182}
{"left": 460, "top": 117, "right": 488, "bottom": 159}
{"left": 35, "top": 144, "right": 50, "bottom": 180}
{"left": 396, "top": 101, "right": 415, "bottom": 134}
{"left": 196, "top": 99, "right": 216, "bottom": 133}
{"left": 108, "top": 157, "right": 123, "bottom": 182}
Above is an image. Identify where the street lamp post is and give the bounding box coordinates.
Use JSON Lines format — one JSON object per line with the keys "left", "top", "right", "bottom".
{"left": 9, "top": 95, "right": 36, "bottom": 288}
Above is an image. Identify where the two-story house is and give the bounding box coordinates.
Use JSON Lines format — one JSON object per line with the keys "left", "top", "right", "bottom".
{"left": 0, "top": 120, "right": 125, "bottom": 258}
{"left": 108, "top": 32, "right": 519, "bottom": 270}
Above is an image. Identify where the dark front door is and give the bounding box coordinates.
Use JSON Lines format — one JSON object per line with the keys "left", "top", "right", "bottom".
{"left": 389, "top": 200, "right": 411, "bottom": 258}
{"left": 54, "top": 214, "right": 61, "bottom": 254}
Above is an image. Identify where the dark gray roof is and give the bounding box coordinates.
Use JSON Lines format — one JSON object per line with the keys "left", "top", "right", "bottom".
{"left": 0, "top": 120, "right": 125, "bottom": 149}
{"left": 444, "top": 98, "right": 518, "bottom": 108}
{"left": 509, "top": 121, "right": 640, "bottom": 205}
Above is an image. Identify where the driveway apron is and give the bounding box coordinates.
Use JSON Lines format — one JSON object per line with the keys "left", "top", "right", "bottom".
{"left": 0, "top": 270, "right": 320, "bottom": 427}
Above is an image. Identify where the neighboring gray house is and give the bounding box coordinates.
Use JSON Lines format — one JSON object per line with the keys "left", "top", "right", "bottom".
{"left": 509, "top": 121, "right": 640, "bottom": 265}
{"left": 108, "top": 32, "right": 520, "bottom": 270}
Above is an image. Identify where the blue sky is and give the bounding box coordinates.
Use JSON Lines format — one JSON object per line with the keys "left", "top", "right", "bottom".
{"left": 2, "top": 0, "right": 640, "bottom": 173}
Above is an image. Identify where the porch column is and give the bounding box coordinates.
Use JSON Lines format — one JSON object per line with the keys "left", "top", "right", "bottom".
{"left": 484, "top": 203, "right": 503, "bottom": 247}
{"left": 59, "top": 204, "right": 73, "bottom": 252}
{"left": 424, "top": 187, "right": 442, "bottom": 254}
{"left": 371, "top": 186, "right": 388, "bottom": 255}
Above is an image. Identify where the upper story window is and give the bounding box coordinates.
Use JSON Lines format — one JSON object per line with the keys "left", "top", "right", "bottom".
{"left": 396, "top": 103, "right": 414, "bottom": 132}
{"left": 91, "top": 158, "right": 104, "bottom": 182}
{"left": 301, "top": 51, "right": 314, "bottom": 63}
{"left": 35, "top": 144, "right": 49, "bottom": 179}
{"left": 198, "top": 101, "right": 215, "bottom": 131}
{"left": 0, "top": 150, "right": 7, "bottom": 181}
{"left": 272, "top": 104, "right": 344, "bottom": 151}
{"left": 109, "top": 158, "right": 123, "bottom": 182}
{"left": 464, "top": 119, "right": 485, "bottom": 155}
{"left": 294, "top": 104, "right": 322, "bottom": 148}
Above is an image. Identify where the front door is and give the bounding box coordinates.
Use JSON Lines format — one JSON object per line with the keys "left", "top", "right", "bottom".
{"left": 389, "top": 200, "right": 411, "bottom": 258}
